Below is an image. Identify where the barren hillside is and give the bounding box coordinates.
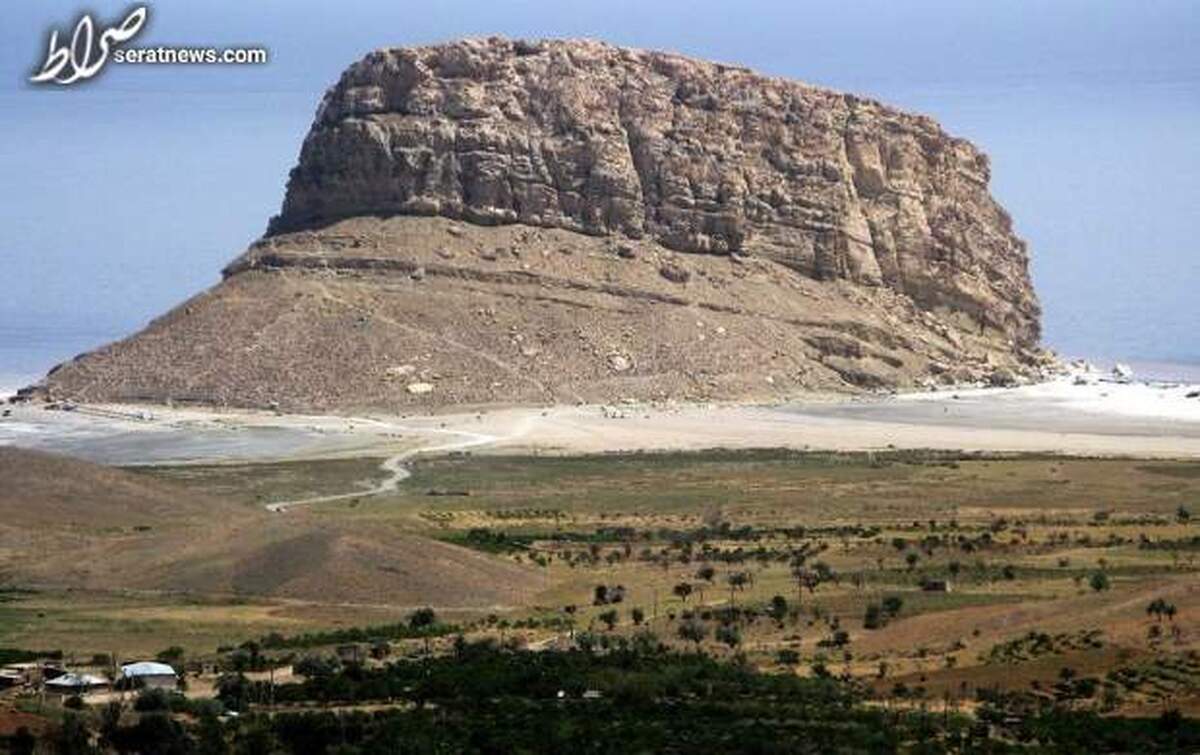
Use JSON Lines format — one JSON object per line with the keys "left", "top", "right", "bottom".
{"left": 0, "top": 447, "right": 535, "bottom": 608}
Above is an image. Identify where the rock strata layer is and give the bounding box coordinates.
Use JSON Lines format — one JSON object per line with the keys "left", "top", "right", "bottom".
{"left": 272, "top": 37, "right": 1039, "bottom": 344}
{"left": 32, "top": 38, "right": 1049, "bottom": 411}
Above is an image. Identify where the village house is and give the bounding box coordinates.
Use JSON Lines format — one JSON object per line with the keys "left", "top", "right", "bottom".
{"left": 120, "top": 661, "right": 179, "bottom": 691}
{"left": 44, "top": 672, "right": 109, "bottom": 695}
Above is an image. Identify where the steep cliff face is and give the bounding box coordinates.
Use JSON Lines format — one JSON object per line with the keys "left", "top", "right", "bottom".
{"left": 33, "top": 39, "right": 1049, "bottom": 411}
{"left": 272, "top": 37, "right": 1038, "bottom": 345}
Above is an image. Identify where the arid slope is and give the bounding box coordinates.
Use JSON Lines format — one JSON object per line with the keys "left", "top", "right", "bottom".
{"left": 0, "top": 447, "right": 534, "bottom": 608}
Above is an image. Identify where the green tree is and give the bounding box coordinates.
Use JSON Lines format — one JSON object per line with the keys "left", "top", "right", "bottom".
{"left": 1144, "top": 598, "right": 1179, "bottom": 625}
{"left": 715, "top": 624, "right": 741, "bottom": 651}
{"left": 631, "top": 607, "right": 646, "bottom": 626}
{"left": 156, "top": 645, "right": 185, "bottom": 665}
{"left": 672, "top": 582, "right": 693, "bottom": 603}
{"left": 134, "top": 688, "right": 170, "bottom": 712}
{"left": 677, "top": 619, "right": 707, "bottom": 648}
{"left": 55, "top": 713, "right": 95, "bottom": 755}
{"left": 776, "top": 649, "right": 801, "bottom": 666}
{"left": 408, "top": 607, "right": 437, "bottom": 629}
{"left": 768, "top": 595, "right": 788, "bottom": 622}
{"left": 598, "top": 609, "right": 619, "bottom": 631}
{"left": 882, "top": 595, "right": 904, "bottom": 617}
{"left": 863, "top": 603, "right": 883, "bottom": 630}
{"left": 196, "top": 711, "right": 230, "bottom": 755}
{"left": 1089, "top": 571, "right": 1111, "bottom": 592}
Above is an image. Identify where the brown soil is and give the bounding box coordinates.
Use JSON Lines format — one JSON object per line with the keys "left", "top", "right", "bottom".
{"left": 36, "top": 217, "right": 1046, "bottom": 412}
{"left": 0, "top": 447, "right": 535, "bottom": 609}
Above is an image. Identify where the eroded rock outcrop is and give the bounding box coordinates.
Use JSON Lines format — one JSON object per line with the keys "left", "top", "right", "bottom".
{"left": 31, "top": 39, "right": 1050, "bottom": 411}
{"left": 272, "top": 37, "right": 1039, "bottom": 345}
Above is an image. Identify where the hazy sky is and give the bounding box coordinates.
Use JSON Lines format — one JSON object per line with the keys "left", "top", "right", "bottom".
{"left": 1, "top": 0, "right": 1197, "bottom": 377}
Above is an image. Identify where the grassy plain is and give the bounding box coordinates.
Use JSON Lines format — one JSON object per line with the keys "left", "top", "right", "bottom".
{"left": 4, "top": 449, "right": 1199, "bottom": 713}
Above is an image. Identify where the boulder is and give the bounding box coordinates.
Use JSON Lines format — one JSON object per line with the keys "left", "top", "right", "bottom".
{"left": 659, "top": 262, "right": 691, "bottom": 284}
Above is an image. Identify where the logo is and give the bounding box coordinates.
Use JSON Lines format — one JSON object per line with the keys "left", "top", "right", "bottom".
{"left": 31, "top": 5, "right": 148, "bottom": 85}
{"left": 29, "top": 5, "right": 267, "bottom": 86}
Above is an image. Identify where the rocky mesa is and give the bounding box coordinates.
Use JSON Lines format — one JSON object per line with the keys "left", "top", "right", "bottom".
{"left": 34, "top": 37, "right": 1049, "bottom": 411}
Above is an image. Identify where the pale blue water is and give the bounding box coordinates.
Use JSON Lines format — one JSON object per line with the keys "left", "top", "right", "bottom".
{"left": 1108, "top": 360, "right": 1200, "bottom": 385}
{"left": 0, "top": 317, "right": 130, "bottom": 397}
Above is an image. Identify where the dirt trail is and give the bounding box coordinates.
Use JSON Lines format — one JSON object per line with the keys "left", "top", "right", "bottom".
{"left": 265, "top": 415, "right": 535, "bottom": 512}
{"left": 314, "top": 281, "right": 579, "bottom": 402}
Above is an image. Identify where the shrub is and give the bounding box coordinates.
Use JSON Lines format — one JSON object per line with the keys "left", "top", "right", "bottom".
{"left": 156, "top": 646, "right": 185, "bottom": 664}
{"left": 598, "top": 610, "right": 619, "bottom": 631}
{"left": 863, "top": 603, "right": 883, "bottom": 630}
{"left": 769, "top": 595, "right": 788, "bottom": 622}
{"left": 677, "top": 620, "right": 707, "bottom": 647}
{"left": 408, "top": 607, "right": 437, "bottom": 629}
{"left": 882, "top": 596, "right": 904, "bottom": 617}
{"left": 715, "top": 625, "right": 741, "bottom": 650}
{"left": 134, "top": 688, "right": 170, "bottom": 712}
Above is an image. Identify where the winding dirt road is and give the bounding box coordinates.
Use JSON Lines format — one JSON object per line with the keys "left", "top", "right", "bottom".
{"left": 265, "top": 420, "right": 507, "bottom": 513}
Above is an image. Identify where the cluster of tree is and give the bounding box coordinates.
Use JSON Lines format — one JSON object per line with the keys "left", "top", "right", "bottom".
{"left": 982, "top": 629, "right": 1104, "bottom": 665}
{"left": 0, "top": 646, "right": 61, "bottom": 664}
{"left": 592, "top": 584, "right": 627, "bottom": 606}
{"left": 221, "top": 635, "right": 859, "bottom": 710}
{"left": 862, "top": 596, "right": 905, "bottom": 630}
{"left": 257, "top": 608, "right": 451, "bottom": 650}
{"left": 32, "top": 637, "right": 1200, "bottom": 754}
{"left": 975, "top": 687, "right": 1199, "bottom": 752}
{"left": 1146, "top": 598, "right": 1179, "bottom": 623}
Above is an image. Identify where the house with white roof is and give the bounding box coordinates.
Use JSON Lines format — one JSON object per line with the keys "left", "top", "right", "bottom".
{"left": 120, "top": 661, "right": 179, "bottom": 691}
{"left": 44, "top": 672, "right": 108, "bottom": 694}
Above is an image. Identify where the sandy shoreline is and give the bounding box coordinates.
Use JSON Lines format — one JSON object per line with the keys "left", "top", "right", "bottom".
{"left": 2, "top": 376, "right": 1200, "bottom": 464}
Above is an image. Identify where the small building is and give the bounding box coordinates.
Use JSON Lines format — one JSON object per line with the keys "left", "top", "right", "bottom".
{"left": 120, "top": 661, "right": 179, "bottom": 691}
{"left": 44, "top": 672, "right": 108, "bottom": 694}
{"left": 922, "top": 579, "right": 952, "bottom": 592}
{"left": 0, "top": 663, "right": 39, "bottom": 687}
